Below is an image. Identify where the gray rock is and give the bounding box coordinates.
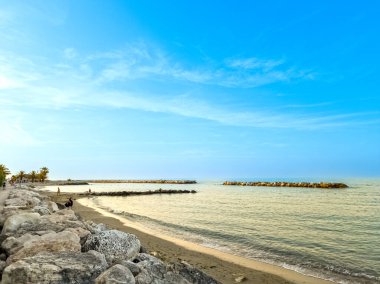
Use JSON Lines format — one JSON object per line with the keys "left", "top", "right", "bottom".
{"left": 95, "top": 264, "right": 135, "bottom": 284}
{"left": 11, "top": 209, "right": 86, "bottom": 237}
{"left": 47, "top": 201, "right": 59, "bottom": 212}
{"left": 0, "top": 260, "right": 5, "bottom": 275}
{"left": 6, "top": 230, "right": 81, "bottom": 264}
{"left": 175, "top": 261, "right": 220, "bottom": 284}
{"left": 83, "top": 230, "right": 140, "bottom": 264}
{"left": 1, "top": 233, "right": 37, "bottom": 255}
{"left": 116, "top": 260, "right": 141, "bottom": 276}
{"left": 4, "top": 195, "right": 41, "bottom": 209}
{"left": 84, "top": 222, "right": 108, "bottom": 234}
{"left": 1, "top": 213, "right": 40, "bottom": 235}
{"left": 134, "top": 254, "right": 190, "bottom": 284}
{"left": 1, "top": 250, "right": 108, "bottom": 284}
{"left": 64, "top": 227, "right": 91, "bottom": 246}
{"left": 32, "top": 205, "right": 51, "bottom": 216}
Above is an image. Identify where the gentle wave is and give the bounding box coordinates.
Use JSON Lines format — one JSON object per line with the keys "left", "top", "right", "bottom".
{"left": 46, "top": 179, "right": 380, "bottom": 283}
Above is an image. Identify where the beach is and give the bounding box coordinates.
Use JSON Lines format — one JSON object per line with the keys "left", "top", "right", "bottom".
{"left": 45, "top": 191, "right": 332, "bottom": 284}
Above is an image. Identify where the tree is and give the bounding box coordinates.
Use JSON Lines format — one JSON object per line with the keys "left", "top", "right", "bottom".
{"left": 38, "top": 167, "right": 49, "bottom": 182}
{"left": 10, "top": 175, "right": 17, "bottom": 184}
{"left": 17, "top": 170, "right": 26, "bottom": 183}
{"left": 0, "top": 164, "right": 10, "bottom": 185}
{"left": 29, "top": 170, "right": 38, "bottom": 183}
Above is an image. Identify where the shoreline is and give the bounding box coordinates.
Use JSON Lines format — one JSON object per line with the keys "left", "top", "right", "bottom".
{"left": 43, "top": 190, "right": 332, "bottom": 284}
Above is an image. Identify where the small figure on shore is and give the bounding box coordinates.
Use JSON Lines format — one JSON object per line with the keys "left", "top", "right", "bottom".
{"left": 2, "top": 181, "right": 6, "bottom": 190}
{"left": 57, "top": 187, "right": 60, "bottom": 196}
{"left": 88, "top": 188, "right": 91, "bottom": 194}
{"left": 65, "top": 197, "right": 73, "bottom": 209}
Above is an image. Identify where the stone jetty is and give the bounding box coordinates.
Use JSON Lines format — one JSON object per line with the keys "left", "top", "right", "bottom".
{"left": 223, "top": 181, "right": 348, "bottom": 188}
{"left": 0, "top": 186, "right": 218, "bottom": 284}
{"left": 80, "top": 189, "right": 197, "bottom": 197}
{"left": 88, "top": 180, "right": 197, "bottom": 184}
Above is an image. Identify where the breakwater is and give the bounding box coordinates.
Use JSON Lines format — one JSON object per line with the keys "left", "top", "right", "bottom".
{"left": 223, "top": 181, "right": 348, "bottom": 188}
{"left": 79, "top": 189, "right": 197, "bottom": 197}
{"left": 88, "top": 180, "right": 197, "bottom": 184}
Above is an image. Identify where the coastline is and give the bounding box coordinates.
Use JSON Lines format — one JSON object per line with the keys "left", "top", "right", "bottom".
{"left": 44, "top": 191, "right": 332, "bottom": 284}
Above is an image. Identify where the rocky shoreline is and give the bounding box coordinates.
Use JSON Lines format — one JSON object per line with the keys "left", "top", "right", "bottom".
{"left": 0, "top": 186, "right": 218, "bottom": 284}
{"left": 223, "top": 181, "right": 348, "bottom": 188}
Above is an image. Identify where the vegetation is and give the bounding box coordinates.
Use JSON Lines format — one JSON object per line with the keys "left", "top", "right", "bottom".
{"left": 0, "top": 164, "right": 10, "bottom": 185}
{"left": 38, "top": 167, "right": 49, "bottom": 182}
{"left": 0, "top": 164, "right": 50, "bottom": 185}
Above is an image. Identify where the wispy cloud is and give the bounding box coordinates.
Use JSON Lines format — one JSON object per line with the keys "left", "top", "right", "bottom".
{"left": 226, "top": 57, "right": 284, "bottom": 71}
{"left": 76, "top": 44, "right": 314, "bottom": 87}
{"left": 1, "top": 43, "right": 377, "bottom": 135}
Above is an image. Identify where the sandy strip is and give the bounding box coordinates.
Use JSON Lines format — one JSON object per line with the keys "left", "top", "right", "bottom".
{"left": 45, "top": 191, "right": 332, "bottom": 284}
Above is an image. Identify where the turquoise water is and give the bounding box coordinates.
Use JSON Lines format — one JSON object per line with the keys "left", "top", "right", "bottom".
{"left": 44, "top": 179, "right": 380, "bottom": 283}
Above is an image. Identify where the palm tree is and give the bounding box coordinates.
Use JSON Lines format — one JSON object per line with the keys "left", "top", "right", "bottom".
{"left": 29, "top": 170, "right": 38, "bottom": 183}
{"left": 17, "top": 170, "right": 26, "bottom": 183}
{"left": 39, "top": 167, "right": 49, "bottom": 182}
{"left": 10, "top": 175, "right": 17, "bottom": 184}
{"left": 0, "top": 164, "right": 10, "bottom": 185}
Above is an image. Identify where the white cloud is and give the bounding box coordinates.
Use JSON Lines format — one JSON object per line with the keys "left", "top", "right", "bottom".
{"left": 226, "top": 57, "right": 284, "bottom": 71}
{"left": 1, "top": 43, "right": 376, "bottom": 131}
{"left": 83, "top": 44, "right": 313, "bottom": 87}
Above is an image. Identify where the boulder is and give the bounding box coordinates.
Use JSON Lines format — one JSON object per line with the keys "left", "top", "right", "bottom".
{"left": 0, "top": 207, "right": 31, "bottom": 228}
{"left": 175, "top": 261, "right": 220, "bottom": 284}
{"left": 6, "top": 230, "right": 81, "bottom": 264}
{"left": 1, "top": 233, "right": 37, "bottom": 255}
{"left": 0, "top": 260, "right": 5, "bottom": 275}
{"left": 134, "top": 253, "right": 190, "bottom": 284}
{"left": 95, "top": 264, "right": 135, "bottom": 284}
{"left": 64, "top": 227, "right": 91, "bottom": 246}
{"left": 116, "top": 260, "right": 141, "bottom": 276}
{"left": 1, "top": 250, "right": 108, "bottom": 284}
{"left": 4, "top": 196, "right": 40, "bottom": 208}
{"left": 47, "top": 201, "right": 59, "bottom": 212}
{"left": 85, "top": 222, "right": 108, "bottom": 234}
{"left": 11, "top": 209, "right": 86, "bottom": 237}
{"left": 1, "top": 213, "right": 40, "bottom": 235}
{"left": 32, "top": 206, "right": 51, "bottom": 216}
{"left": 83, "top": 230, "right": 140, "bottom": 264}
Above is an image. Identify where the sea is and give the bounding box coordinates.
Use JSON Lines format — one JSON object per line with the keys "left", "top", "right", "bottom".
{"left": 43, "top": 178, "right": 380, "bottom": 283}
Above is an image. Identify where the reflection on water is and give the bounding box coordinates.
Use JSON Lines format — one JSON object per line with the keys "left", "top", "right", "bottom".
{"left": 44, "top": 179, "right": 380, "bottom": 283}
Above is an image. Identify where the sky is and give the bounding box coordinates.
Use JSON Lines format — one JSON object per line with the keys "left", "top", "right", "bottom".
{"left": 0, "top": 1, "right": 379, "bottom": 180}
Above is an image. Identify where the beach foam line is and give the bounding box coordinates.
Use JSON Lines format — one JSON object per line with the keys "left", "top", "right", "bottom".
{"left": 77, "top": 198, "right": 333, "bottom": 284}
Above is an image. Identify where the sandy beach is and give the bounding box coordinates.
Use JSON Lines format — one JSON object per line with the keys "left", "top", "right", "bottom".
{"left": 43, "top": 191, "right": 332, "bottom": 284}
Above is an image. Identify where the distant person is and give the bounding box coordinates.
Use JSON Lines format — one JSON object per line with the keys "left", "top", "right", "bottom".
{"left": 88, "top": 188, "right": 91, "bottom": 194}
{"left": 2, "top": 181, "right": 5, "bottom": 190}
{"left": 65, "top": 197, "right": 73, "bottom": 209}
{"left": 57, "top": 187, "right": 60, "bottom": 196}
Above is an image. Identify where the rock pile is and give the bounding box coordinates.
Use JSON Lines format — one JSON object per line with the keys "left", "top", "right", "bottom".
{"left": 0, "top": 188, "right": 219, "bottom": 284}
{"left": 85, "top": 189, "right": 197, "bottom": 197}
{"left": 223, "top": 181, "right": 348, "bottom": 188}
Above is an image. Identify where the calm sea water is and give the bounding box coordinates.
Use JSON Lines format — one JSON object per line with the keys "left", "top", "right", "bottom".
{"left": 44, "top": 179, "right": 380, "bottom": 283}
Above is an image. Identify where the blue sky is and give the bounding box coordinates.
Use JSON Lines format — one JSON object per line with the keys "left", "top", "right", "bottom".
{"left": 1, "top": 1, "right": 379, "bottom": 179}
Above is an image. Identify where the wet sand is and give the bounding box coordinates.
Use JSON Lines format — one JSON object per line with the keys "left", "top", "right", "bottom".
{"left": 45, "top": 191, "right": 332, "bottom": 284}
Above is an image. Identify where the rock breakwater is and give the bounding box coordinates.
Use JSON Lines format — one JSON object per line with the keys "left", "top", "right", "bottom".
{"left": 223, "top": 181, "right": 348, "bottom": 188}
{"left": 81, "top": 189, "right": 197, "bottom": 197}
{"left": 0, "top": 187, "right": 218, "bottom": 284}
{"left": 88, "top": 180, "right": 197, "bottom": 184}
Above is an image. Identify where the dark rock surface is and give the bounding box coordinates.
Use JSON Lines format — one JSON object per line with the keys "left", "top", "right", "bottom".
{"left": 223, "top": 181, "right": 348, "bottom": 188}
